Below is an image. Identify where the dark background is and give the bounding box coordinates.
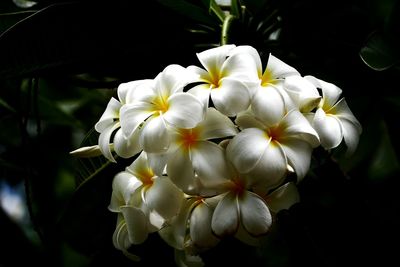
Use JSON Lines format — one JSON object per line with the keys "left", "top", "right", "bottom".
{"left": 0, "top": 0, "right": 399, "bottom": 266}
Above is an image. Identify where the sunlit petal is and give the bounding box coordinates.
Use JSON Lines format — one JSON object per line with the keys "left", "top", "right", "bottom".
{"left": 313, "top": 108, "right": 343, "bottom": 149}
{"left": 305, "top": 75, "right": 342, "bottom": 109}
{"left": 251, "top": 85, "right": 286, "bottom": 126}
{"left": 140, "top": 116, "right": 170, "bottom": 153}
{"left": 226, "top": 128, "right": 270, "bottom": 174}
{"left": 145, "top": 177, "right": 183, "bottom": 219}
{"left": 281, "top": 109, "right": 320, "bottom": 147}
{"left": 98, "top": 122, "right": 120, "bottom": 162}
{"left": 235, "top": 109, "right": 265, "bottom": 130}
{"left": 95, "top": 97, "right": 121, "bottom": 132}
{"left": 113, "top": 128, "right": 142, "bottom": 158}
{"left": 164, "top": 92, "right": 204, "bottom": 129}
{"left": 229, "top": 45, "right": 262, "bottom": 78}
{"left": 239, "top": 191, "right": 272, "bottom": 236}
{"left": 198, "top": 108, "right": 238, "bottom": 140}
{"left": 266, "top": 54, "right": 299, "bottom": 79}
{"left": 211, "top": 192, "right": 239, "bottom": 237}
{"left": 197, "top": 44, "right": 236, "bottom": 75}
{"left": 120, "top": 102, "right": 154, "bottom": 138}
{"left": 155, "top": 64, "right": 194, "bottom": 96}
{"left": 167, "top": 148, "right": 197, "bottom": 194}
{"left": 211, "top": 78, "right": 251, "bottom": 116}
{"left": 192, "top": 141, "right": 232, "bottom": 185}
{"left": 248, "top": 142, "right": 287, "bottom": 188}
{"left": 284, "top": 76, "right": 321, "bottom": 113}
{"left": 188, "top": 83, "right": 211, "bottom": 109}
{"left": 118, "top": 79, "right": 152, "bottom": 104}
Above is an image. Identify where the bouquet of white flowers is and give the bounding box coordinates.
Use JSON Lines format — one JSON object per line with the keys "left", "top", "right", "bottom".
{"left": 71, "top": 44, "right": 361, "bottom": 266}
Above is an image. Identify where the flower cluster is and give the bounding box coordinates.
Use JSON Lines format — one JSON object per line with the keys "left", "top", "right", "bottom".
{"left": 71, "top": 44, "right": 361, "bottom": 266}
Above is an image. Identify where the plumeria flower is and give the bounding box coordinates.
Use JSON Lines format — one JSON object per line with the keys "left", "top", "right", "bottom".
{"left": 108, "top": 151, "right": 184, "bottom": 250}
{"left": 73, "top": 80, "right": 150, "bottom": 162}
{"left": 165, "top": 108, "right": 238, "bottom": 194}
{"left": 305, "top": 76, "right": 362, "bottom": 154}
{"left": 187, "top": 45, "right": 257, "bottom": 116}
{"left": 231, "top": 46, "right": 300, "bottom": 125}
{"left": 120, "top": 64, "right": 204, "bottom": 153}
{"left": 227, "top": 108, "right": 320, "bottom": 187}
{"left": 283, "top": 75, "right": 321, "bottom": 113}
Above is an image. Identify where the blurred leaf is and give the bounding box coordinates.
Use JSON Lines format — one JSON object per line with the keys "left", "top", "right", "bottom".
{"left": 367, "top": 121, "right": 400, "bottom": 180}
{"left": 360, "top": 31, "right": 399, "bottom": 71}
{"left": 12, "top": 0, "right": 38, "bottom": 9}
{"left": 230, "top": 0, "right": 241, "bottom": 18}
{"left": 206, "top": 0, "right": 226, "bottom": 22}
{"left": 0, "top": 10, "right": 37, "bottom": 34}
{"left": 158, "top": 0, "right": 220, "bottom": 26}
{"left": 0, "top": 96, "right": 16, "bottom": 112}
{"left": 0, "top": 1, "right": 199, "bottom": 80}
{"left": 241, "top": 0, "right": 268, "bottom": 14}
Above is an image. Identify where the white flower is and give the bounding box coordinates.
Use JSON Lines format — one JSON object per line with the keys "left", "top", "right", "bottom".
{"left": 305, "top": 76, "right": 362, "bottom": 154}
{"left": 120, "top": 65, "right": 204, "bottom": 153}
{"left": 166, "top": 108, "right": 238, "bottom": 194}
{"left": 108, "top": 152, "right": 184, "bottom": 249}
{"left": 283, "top": 75, "right": 321, "bottom": 113}
{"left": 231, "top": 46, "right": 300, "bottom": 125}
{"left": 227, "top": 109, "right": 319, "bottom": 186}
{"left": 187, "top": 45, "right": 256, "bottom": 116}
{"left": 93, "top": 80, "right": 150, "bottom": 162}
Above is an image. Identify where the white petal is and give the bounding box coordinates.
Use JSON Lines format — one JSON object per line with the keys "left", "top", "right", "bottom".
{"left": 305, "top": 75, "right": 342, "bottom": 109}
{"left": 226, "top": 128, "right": 269, "bottom": 173}
{"left": 140, "top": 116, "right": 170, "bottom": 153}
{"left": 313, "top": 108, "right": 343, "bottom": 149}
{"left": 190, "top": 202, "right": 220, "bottom": 249}
{"left": 235, "top": 109, "right": 265, "bottom": 130}
{"left": 222, "top": 47, "right": 260, "bottom": 82}
{"left": 191, "top": 141, "right": 232, "bottom": 185}
{"left": 187, "top": 65, "right": 209, "bottom": 81}
{"left": 69, "top": 145, "right": 103, "bottom": 158}
{"left": 120, "top": 205, "right": 148, "bottom": 244}
{"left": 147, "top": 152, "right": 168, "bottom": 176}
{"left": 331, "top": 98, "right": 362, "bottom": 130}
{"left": 95, "top": 97, "right": 121, "bottom": 132}
{"left": 113, "top": 128, "right": 142, "bottom": 158}
{"left": 234, "top": 223, "right": 261, "bottom": 246}
{"left": 197, "top": 44, "right": 236, "bottom": 75}
{"left": 125, "top": 151, "right": 152, "bottom": 179}
{"left": 188, "top": 83, "right": 211, "bottom": 109}
{"left": 166, "top": 148, "right": 197, "bottom": 194}
{"left": 251, "top": 85, "right": 286, "bottom": 126}
{"left": 266, "top": 54, "right": 300, "bottom": 79}
{"left": 248, "top": 141, "right": 287, "bottom": 188}
{"left": 127, "top": 80, "right": 156, "bottom": 103}
{"left": 118, "top": 79, "right": 153, "bottom": 104}
{"left": 239, "top": 191, "right": 272, "bottom": 236}
{"left": 211, "top": 191, "right": 239, "bottom": 237}
{"left": 340, "top": 118, "right": 361, "bottom": 155}
{"left": 164, "top": 92, "right": 204, "bottom": 128}
{"left": 98, "top": 122, "right": 119, "bottom": 162}
{"left": 159, "top": 198, "right": 197, "bottom": 250}
{"left": 109, "top": 171, "right": 142, "bottom": 211}
{"left": 226, "top": 128, "right": 269, "bottom": 174}
{"left": 120, "top": 102, "right": 154, "bottom": 138}
{"left": 229, "top": 45, "right": 262, "bottom": 79}
{"left": 197, "top": 108, "right": 238, "bottom": 140}
{"left": 112, "top": 218, "right": 133, "bottom": 251}
{"left": 145, "top": 176, "right": 183, "bottom": 219}
{"left": 155, "top": 64, "right": 193, "bottom": 96}
{"left": 265, "top": 182, "right": 300, "bottom": 213}
{"left": 281, "top": 109, "right": 320, "bottom": 147}
{"left": 279, "top": 138, "right": 313, "bottom": 181}
{"left": 211, "top": 77, "right": 251, "bottom": 116}
{"left": 284, "top": 76, "right": 321, "bottom": 112}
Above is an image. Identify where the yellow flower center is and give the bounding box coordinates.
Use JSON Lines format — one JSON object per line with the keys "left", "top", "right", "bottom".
{"left": 180, "top": 128, "right": 199, "bottom": 149}
{"left": 261, "top": 68, "right": 277, "bottom": 87}
{"left": 266, "top": 125, "right": 283, "bottom": 143}
{"left": 153, "top": 95, "right": 169, "bottom": 114}
{"left": 138, "top": 168, "right": 155, "bottom": 186}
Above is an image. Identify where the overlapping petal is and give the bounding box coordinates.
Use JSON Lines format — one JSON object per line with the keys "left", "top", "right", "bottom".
{"left": 164, "top": 92, "right": 204, "bottom": 128}
{"left": 190, "top": 202, "right": 219, "bottom": 249}
{"left": 312, "top": 108, "right": 343, "bottom": 149}
{"left": 211, "top": 192, "right": 239, "bottom": 237}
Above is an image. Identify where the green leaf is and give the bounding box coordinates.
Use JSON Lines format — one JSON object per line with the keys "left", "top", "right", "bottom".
{"left": 240, "top": 0, "right": 268, "bottom": 14}
{"left": 0, "top": 96, "right": 16, "bottom": 112}
{"left": 0, "top": 10, "right": 36, "bottom": 34}
{"left": 359, "top": 31, "right": 399, "bottom": 71}
{"left": 208, "top": 0, "right": 226, "bottom": 22}
{"left": 230, "top": 0, "right": 242, "bottom": 18}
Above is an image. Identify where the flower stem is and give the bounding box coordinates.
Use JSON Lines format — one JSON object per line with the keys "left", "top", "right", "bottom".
{"left": 221, "top": 14, "right": 235, "bottom": 45}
